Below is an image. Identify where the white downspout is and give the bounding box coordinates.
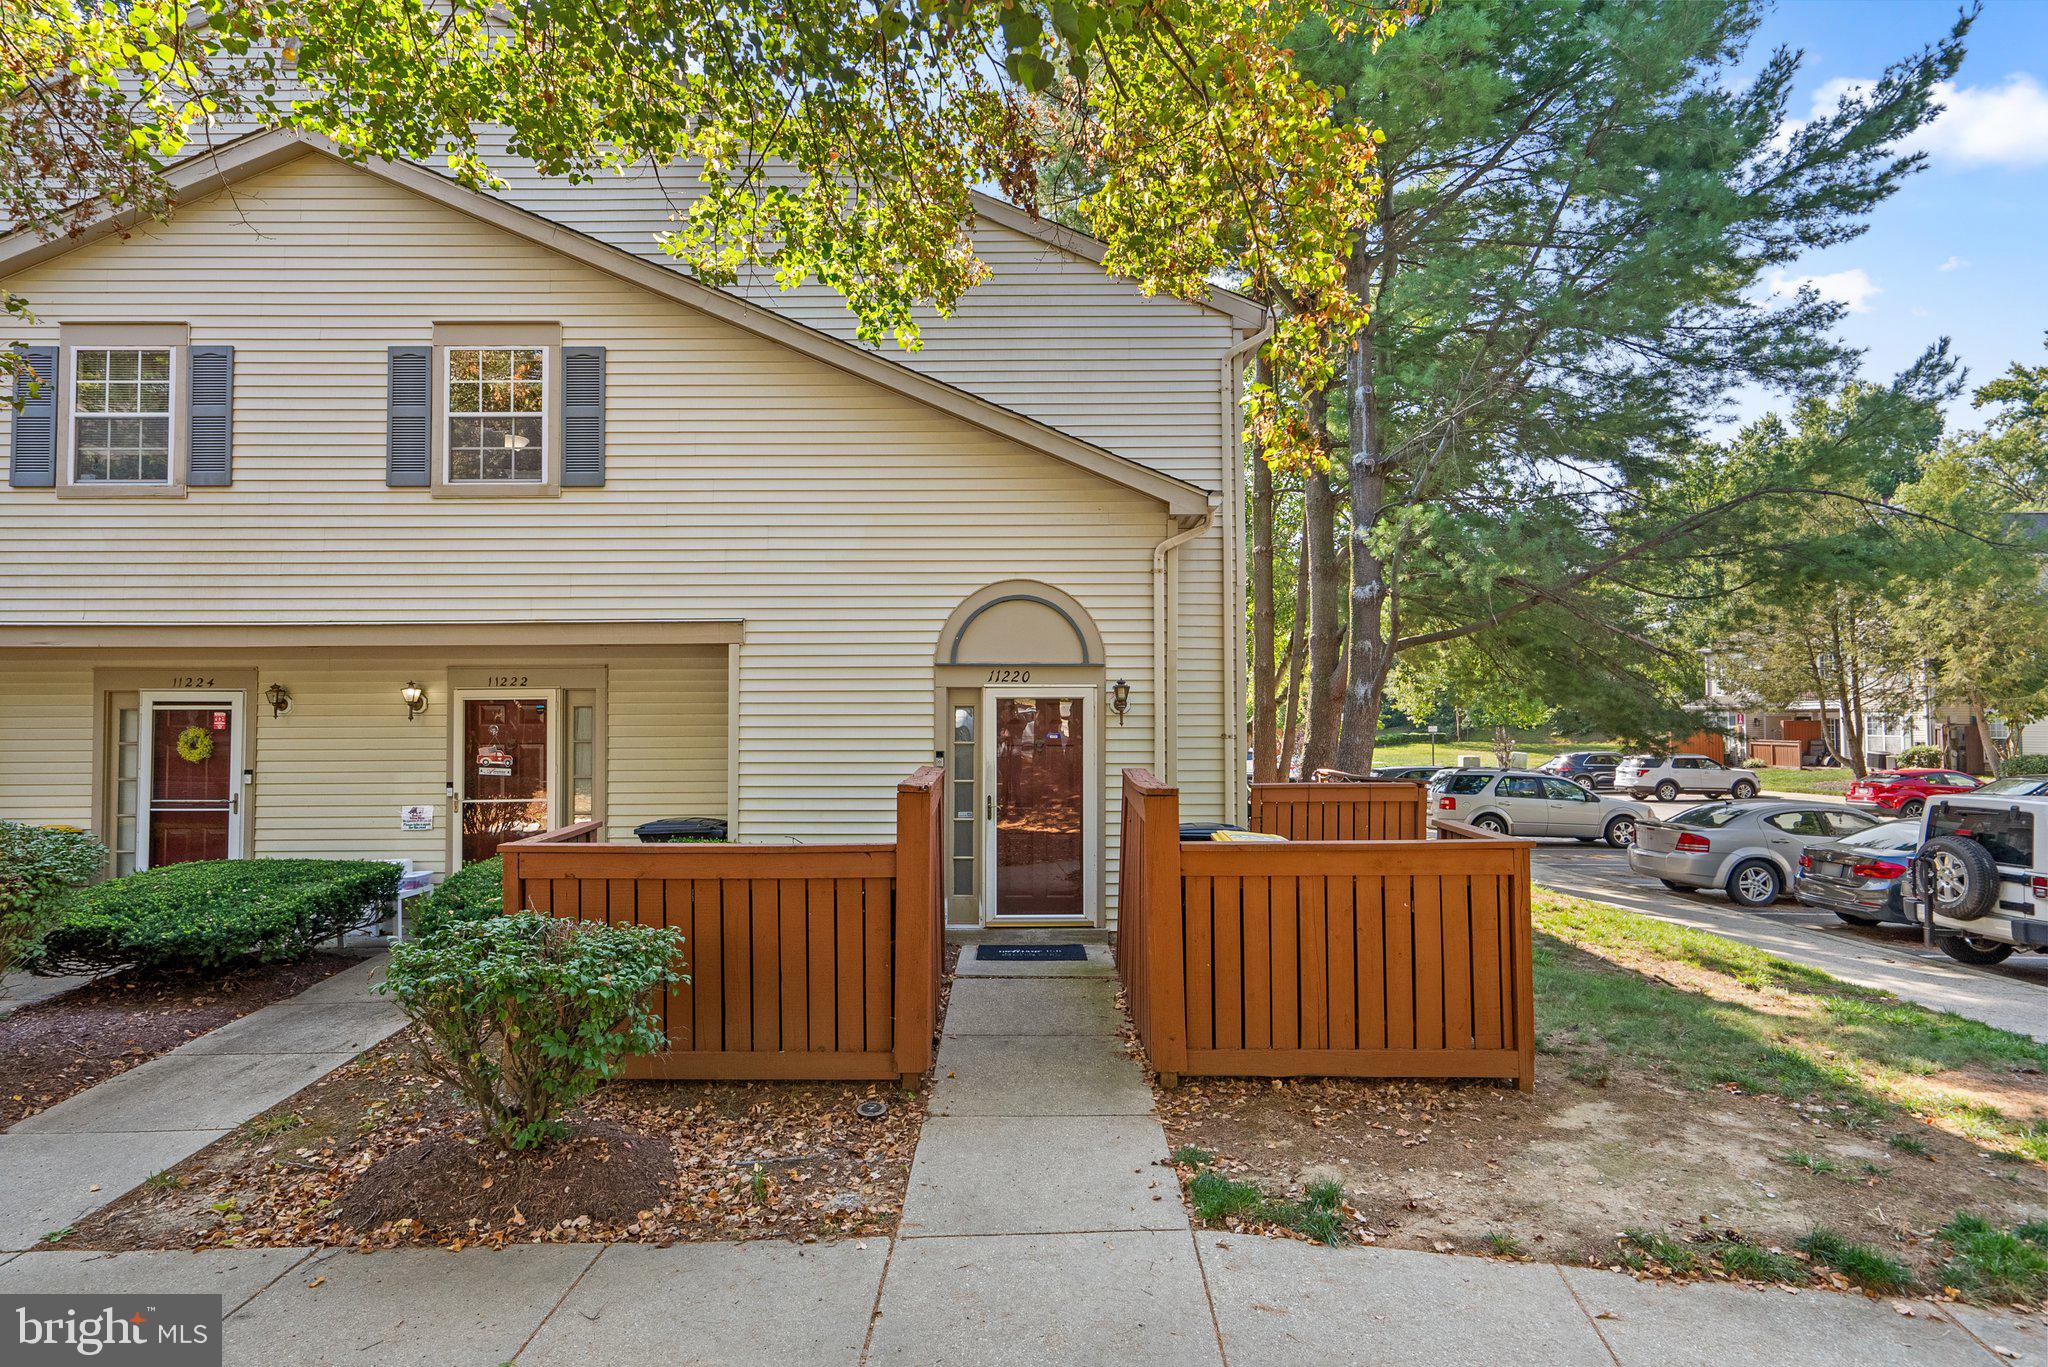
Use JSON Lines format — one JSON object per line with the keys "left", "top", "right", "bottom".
{"left": 1154, "top": 504, "right": 1216, "bottom": 779}
{"left": 1219, "top": 320, "right": 1273, "bottom": 823}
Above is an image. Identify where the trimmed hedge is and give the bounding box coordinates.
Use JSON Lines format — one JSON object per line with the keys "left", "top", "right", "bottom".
{"left": 0, "top": 822, "right": 107, "bottom": 973}
{"left": 412, "top": 856, "right": 503, "bottom": 940}
{"left": 2000, "top": 753, "right": 2048, "bottom": 777}
{"left": 1896, "top": 745, "right": 1943, "bottom": 768}
{"left": 23, "top": 858, "right": 400, "bottom": 975}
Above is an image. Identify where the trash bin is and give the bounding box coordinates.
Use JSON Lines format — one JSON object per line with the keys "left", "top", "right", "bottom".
{"left": 634, "top": 816, "right": 730, "bottom": 843}
{"left": 1178, "top": 821, "right": 1246, "bottom": 841}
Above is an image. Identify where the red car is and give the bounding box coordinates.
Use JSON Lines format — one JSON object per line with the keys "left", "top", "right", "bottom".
{"left": 1844, "top": 767, "right": 1982, "bottom": 817}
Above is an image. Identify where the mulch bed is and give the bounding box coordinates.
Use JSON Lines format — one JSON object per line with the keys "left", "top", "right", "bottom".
{"left": 0, "top": 954, "right": 361, "bottom": 1130}
{"left": 61, "top": 1026, "right": 929, "bottom": 1252}
{"left": 1155, "top": 1064, "right": 2048, "bottom": 1294}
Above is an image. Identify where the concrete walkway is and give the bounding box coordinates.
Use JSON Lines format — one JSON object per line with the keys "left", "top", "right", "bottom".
{"left": 3, "top": 942, "right": 2045, "bottom": 1363}
{"left": 1532, "top": 846, "right": 2048, "bottom": 1041}
{"left": 0, "top": 955, "right": 402, "bottom": 1250}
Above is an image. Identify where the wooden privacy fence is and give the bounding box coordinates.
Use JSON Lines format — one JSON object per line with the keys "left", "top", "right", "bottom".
{"left": 1121, "top": 770, "right": 1533, "bottom": 1090}
{"left": 1249, "top": 781, "right": 1427, "bottom": 841}
{"left": 499, "top": 767, "right": 944, "bottom": 1085}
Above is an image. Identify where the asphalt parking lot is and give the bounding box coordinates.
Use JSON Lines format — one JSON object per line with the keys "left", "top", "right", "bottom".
{"left": 1531, "top": 814, "right": 2048, "bottom": 992}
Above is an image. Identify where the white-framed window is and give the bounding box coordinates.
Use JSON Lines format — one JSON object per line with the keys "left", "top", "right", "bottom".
{"left": 446, "top": 345, "right": 546, "bottom": 483}
{"left": 72, "top": 346, "right": 175, "bottom": 483}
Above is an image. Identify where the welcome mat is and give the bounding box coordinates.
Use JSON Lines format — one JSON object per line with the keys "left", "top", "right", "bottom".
{"left": 975, "top": 943, "right": 1088, "bottom": 962}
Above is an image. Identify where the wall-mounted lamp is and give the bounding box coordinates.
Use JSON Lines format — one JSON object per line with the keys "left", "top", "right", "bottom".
{"left": 401, "top": 681, "right": 429, "bottom": 721}
{"left": 263, "top": 682, "right": 293, "bottom": 718}
{"left": 1110, "top": 678, "right": 1131, "bottom": 723}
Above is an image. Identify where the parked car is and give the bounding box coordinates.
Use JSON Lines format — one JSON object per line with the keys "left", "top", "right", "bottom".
{"left": 1538, "top": 751, "right": 1622, "bottom": 791}
{"left": 1428, "top": 768, "right": 1649, "bottom": 847}
{"left": 1905, "top": 789, "right": 2048, "bottom": 966}
{"left": 1371, "top": 765, "right": 1444, "bottom": 783}
{"left": 1844, "top": 767, "right": 1981, "bottom": 817}
{"left": 1794, "top": 818, "right": 1920, "bottom": 927}
{"left": 1629, "top": 800, "right": 1881, "bottom": 906}
{"left": 1614, "top": 753, "right": 1759, "bottom": 802}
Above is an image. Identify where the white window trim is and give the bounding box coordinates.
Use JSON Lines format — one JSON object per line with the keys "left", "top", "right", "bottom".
{"left": 53, "top": 323, "right": 192, "bottom": 499}
{"left": 68, "top": 344, "right": 179, "bottom": 488}
{"left": 441, "top": 343, "right": 552, "bottom": 488}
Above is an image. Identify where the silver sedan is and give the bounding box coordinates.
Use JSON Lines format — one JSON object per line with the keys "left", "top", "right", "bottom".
{"left": 1628, "top": 800, "right": 1883, "bottom": 907}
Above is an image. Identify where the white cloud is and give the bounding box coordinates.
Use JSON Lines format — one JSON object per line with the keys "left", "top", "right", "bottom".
{"left": 1938, "top": 255, "right": 1968, "bottom": 272}
{"left": 1766, "top": 267, "right": 1881, "bottom": 314}
{"left": 1916, "top": 75, "right": 2048, "bottom": 168}
{"left": 1788, "top": 73, "right": 2048, "bottom": 169}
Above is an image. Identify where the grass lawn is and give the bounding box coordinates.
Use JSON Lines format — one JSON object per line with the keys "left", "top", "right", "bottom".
{"left": 1158, "top": 890, "right": 2048, "bottom": 1302}
{"left": 1367, "top": 736, "right": 1591, "bottom": 768}
{"left": 1750, "top": 766, "right": 1857, "bottom": 795}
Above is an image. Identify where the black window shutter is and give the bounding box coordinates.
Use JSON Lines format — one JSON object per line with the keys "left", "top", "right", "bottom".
{"left": 186, "top": 345, "right": 234, "bottom": 486}
{"left": 9, "top": 346, "right": 59, "bottom": 488}
{"left": 560, "top": 346, "right": 606, "bottom": 487}
{"left": 386, "top": 346, "right": 431, "bottom": 487}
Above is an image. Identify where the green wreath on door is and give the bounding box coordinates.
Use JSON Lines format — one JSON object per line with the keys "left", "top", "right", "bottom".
{"left": 175, "top": 724, "right": 215, "bottom": 764}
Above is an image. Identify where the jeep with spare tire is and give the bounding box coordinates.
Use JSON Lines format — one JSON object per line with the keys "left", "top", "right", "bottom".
{"left": 1907, "top": 781, "right": 2048, "bottom": 967}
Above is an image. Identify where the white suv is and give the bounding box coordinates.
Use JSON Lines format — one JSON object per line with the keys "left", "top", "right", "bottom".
{"left": 1909, "top": 780, "right": 2048, "bottom": 966}
{"left": 1429, "top": 769, "right": 1651, "bottom": 847}
{"left": 1615, "top": 753, "right": 1759, "bottom": 803}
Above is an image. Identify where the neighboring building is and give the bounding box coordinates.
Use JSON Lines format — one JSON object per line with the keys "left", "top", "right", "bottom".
{"left": 0, "top": 131, "right": 1266, "bottom": 930}
{"left": 1701, "top": 653, "right": 1989, "bottom": 771}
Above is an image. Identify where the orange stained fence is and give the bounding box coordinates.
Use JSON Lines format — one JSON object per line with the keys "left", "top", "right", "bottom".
{"left": 1121, "top": 770, "right": 1533, "bottom": 1090}
{"left": 499, "top": 767, "right": 944, "bottom": 1085}
{"left": 1249, "top": 781, "right": 1428, "bottom": 841}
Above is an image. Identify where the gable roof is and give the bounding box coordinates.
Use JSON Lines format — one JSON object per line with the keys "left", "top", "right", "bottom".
{"left": 965, "top": 193, "right": 1267, "bottom": 333}
{"left": 0, "top": 130, "right": 1214, "bottom": 517}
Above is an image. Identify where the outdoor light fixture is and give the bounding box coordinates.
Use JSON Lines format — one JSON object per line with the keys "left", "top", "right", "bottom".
{"left": 1110, "top": 678, "right": 1131, "bottom": 722}
{"left": 400, "top": 681, "right": 428, "bottom": 721}
{"left": 264, "top": 682, "right": 293, "bottom": 718}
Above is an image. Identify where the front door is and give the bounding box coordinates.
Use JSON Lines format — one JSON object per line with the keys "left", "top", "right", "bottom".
{"left": 137, "top": 693, "right": 245, "bottom": 868}
{"left": 981, "top": 690, "right": 1095, "bottom": 922}
{"left": 459, "top": 695, "right": 555, "bottom": 864}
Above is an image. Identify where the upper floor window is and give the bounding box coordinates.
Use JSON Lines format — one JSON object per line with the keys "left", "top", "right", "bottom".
{"left": 447, "top": 346, "right": 545, "bottom": 483}
{"left": 73, "top": 347, "right": 174, "bottom": 483}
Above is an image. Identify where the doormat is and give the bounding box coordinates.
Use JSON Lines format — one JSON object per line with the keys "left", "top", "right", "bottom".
{"left": 976, "top": 943, "right": 1088, "bottom": 962}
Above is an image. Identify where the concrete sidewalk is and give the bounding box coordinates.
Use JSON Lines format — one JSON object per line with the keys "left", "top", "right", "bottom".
{"left": 4, "top": 940, "right": 2044, "bottom": 1363}
{"left": 0, "top": 955, "right": 402, "bottom": 1250}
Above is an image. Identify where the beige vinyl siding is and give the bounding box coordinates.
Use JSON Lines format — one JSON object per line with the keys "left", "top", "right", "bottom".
{"left": 475, "top": 150, "right": 1239, "bottom": 819}
{"left": 605, "top": 650, "right": 727, "bottom": 839}
{"left": 250, "top": 664, "right": 446, "bottom": 865}
{"left": 0, "top": 661, "right": 95, "bottom": 829}
{"left": 0, "top": 153, "right": 1210, "bottom": 899}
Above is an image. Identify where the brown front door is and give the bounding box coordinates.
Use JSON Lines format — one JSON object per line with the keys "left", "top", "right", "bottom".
{"left": 146, "top": 704, "right": 236, "bottom": 866}
{"left": 989, "top": 694, "right": 1088, "bottom": 919}
{"left": 462, "top": 697, "right": 552, "bottom": 864}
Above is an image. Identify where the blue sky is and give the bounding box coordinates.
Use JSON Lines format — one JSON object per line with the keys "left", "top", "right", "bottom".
{"left": 1737, "top": 0, "right": 2048, "bottom": 429}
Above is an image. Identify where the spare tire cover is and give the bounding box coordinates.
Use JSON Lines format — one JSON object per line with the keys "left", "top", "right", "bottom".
{"left": 1915, "top": 834, "right": 2001, "bottom": 921}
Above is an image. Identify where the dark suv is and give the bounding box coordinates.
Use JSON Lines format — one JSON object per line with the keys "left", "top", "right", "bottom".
{"left": 1538, "top": 751, "right": 1622, "bottom": 791}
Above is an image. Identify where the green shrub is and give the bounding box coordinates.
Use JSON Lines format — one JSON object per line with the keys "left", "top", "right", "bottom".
{"left": 412, "top": 856, "right": 503, "bottom": 939}
{"left": 1897, "top": 745, "right": 1943, "bottom": 768}
{"left": 22, "top": 859, "right": 398, "bottom": 974}
{"left": 0, "top": 822, "right": 106, "bottom": 972}
{"left": 381, "top": 914, "right": 686, "bottom": 1150}
{"left": 1999, "top": 754, "right": 2048, "bottom": 778}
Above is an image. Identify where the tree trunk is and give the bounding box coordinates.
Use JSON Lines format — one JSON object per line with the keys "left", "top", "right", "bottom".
{"left": 1299, "top": 392, "right": 1344, "bottom": 777}
{"left": 1823, "top": 609, "right": 1865, "bottom": 777}
{"left": 1274, "top": 529, "right": 1308, "bottom": 778}
{"left": 1248, "top": 351, "right": 1280, "bottom": 784}
{"left": 1969, "top": 687, "right": 1999, "bottom": 774}
{"left": 1333, "top": 229, "right": 1394, "bottom": 775}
